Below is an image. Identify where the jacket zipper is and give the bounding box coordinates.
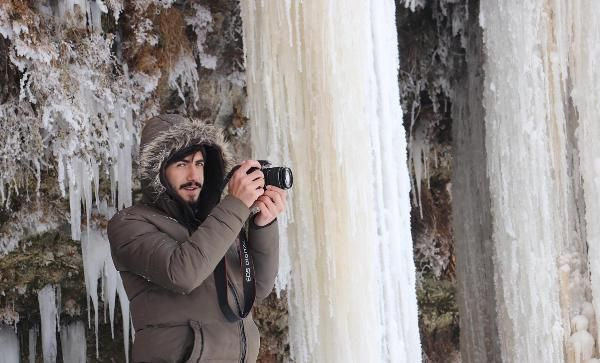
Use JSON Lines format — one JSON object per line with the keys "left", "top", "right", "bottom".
{"left": 228, "top": 280, "right": 247, "bottom": 363}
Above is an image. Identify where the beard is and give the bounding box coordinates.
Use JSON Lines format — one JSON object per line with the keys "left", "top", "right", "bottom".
{"left": 177, "top": 181, "right": 203, "bottom": 204}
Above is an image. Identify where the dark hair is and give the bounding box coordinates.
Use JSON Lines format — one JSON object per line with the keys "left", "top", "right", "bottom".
{"left": 158, "top": 143, "right": 226, "bottom": 229}
{"left": 164, "top": 144, "right": 206, "bottom": 167}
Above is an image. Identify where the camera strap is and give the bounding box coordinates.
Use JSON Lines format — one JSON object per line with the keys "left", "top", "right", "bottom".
{"left": 214, "top": 231, "right": 256, "bottom": 322}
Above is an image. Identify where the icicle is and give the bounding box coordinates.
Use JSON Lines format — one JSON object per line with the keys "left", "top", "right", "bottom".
{"left": 55, "top": 285, "right": 61, "bottom": 333}
{"left": 118, "top": 274, "right": 131, "bottom": 363}
{"left": 0, "top": 326, "right": 20, "bottom": 363}
{"left": 410, "top": 123, "right": 428, "bottom": 219}
{"left": 81, "top": 227, "right": 131, "bottom": 361}
{"left": 60, "top": 321, "right": 87, "bottom": 363}
{"left": 104, "top": 253, "right": 118, "bottom": 338}
{"left": 38, "top": 284, "right": 57, "bottom": 363}
{"left": 81, "top": 228, "right": 105, "bottom": 358}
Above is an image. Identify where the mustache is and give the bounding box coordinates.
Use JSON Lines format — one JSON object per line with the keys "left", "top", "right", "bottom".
{"left": 179, "top": 182, "right": 202, "bottom": 189}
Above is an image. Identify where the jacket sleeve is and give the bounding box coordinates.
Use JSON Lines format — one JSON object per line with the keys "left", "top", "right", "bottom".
{"left": 247, "top": 218, "right": 279, "bottom": 301}
{"left": 107, "top": 195, "right": 251, "bottom": 295}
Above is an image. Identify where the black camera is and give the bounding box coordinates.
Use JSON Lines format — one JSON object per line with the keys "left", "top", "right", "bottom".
{"left": 249, "top": 160, "right": 293, "bottom": 190}
{"left": 223, "top": 160, "right": 293, "bottom": 191}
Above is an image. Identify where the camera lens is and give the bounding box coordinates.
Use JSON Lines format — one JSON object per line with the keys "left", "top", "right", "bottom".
{"left": 262, "top": 167, "right": 293, "bottom": 190}
{"left": 280, "top": 167, "right": 293, "bottom": 189}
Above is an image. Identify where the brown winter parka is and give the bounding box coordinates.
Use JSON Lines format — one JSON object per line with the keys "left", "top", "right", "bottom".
{"left": 107, "top": 115, "right": 279, "bottom": 362}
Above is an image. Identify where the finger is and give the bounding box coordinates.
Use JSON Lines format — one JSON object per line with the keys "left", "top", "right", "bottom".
{"left": 236, "top": 160, "right": 262, "bottom": 175}
{"left": 256, "top": 196, "right": 278, "bottom": 216}
{"left": 263, "top": 189, "right": 285, "bottom": 209}
{"left": 262, "top": 190, "right": 284, "bottom": 209}
{"left": 245, "top": 170, "right": 265, "bottom": 182}
{"left": 266, "top": 185, "right": 285, "bottom": 193}
{"left": 249, "top": 179, "right": 266, "bottom": 191}
{"left": 266, "top": 185, "right": 287, "bottom": 200}
{"left": 254, "top": 201, "right": 275, "bottom": 219}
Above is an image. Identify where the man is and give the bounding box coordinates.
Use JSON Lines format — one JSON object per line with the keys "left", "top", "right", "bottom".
{"left": 107, "top": 114, "right": 286, "bottom": 362}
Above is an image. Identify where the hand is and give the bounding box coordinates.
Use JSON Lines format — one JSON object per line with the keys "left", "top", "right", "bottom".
{"left": 253, "top": 185, "right": 287, "bottom": 227}
{"left": 227, "top": 160, "right": 265, "bottom": 208}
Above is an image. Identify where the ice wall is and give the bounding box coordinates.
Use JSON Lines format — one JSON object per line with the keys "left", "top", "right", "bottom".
{"left": 474, "top": 0, "right": 600, "bottom": 361}
{"left": 569, "top": 0, "right": 600, "bottom": 356}
{"left": 240, "top": 1, "right": 421, "bottom": 362}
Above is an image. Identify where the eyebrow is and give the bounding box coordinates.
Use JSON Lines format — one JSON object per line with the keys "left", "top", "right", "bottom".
{"left": 176, "top": 158, "right": 205, "bottom": 164}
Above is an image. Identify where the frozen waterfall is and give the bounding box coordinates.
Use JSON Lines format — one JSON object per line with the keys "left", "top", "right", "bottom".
{"left": 453, "top": 0, "right": 600, "bottom": 361}
{"left": 240, "top": 1, "right": 421, "bottom": 362}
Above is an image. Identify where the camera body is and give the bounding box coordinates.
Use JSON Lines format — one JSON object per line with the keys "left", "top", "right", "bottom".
{"left": 249, "top": 160, "right": 293, "bottom": 190}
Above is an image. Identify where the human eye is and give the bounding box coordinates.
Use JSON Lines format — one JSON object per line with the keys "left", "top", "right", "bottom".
{"left": 176, "top": 162, "right": 186, "bottom": 167}
{"left": 196, "top": 160, "right": 205, "bottom": 167}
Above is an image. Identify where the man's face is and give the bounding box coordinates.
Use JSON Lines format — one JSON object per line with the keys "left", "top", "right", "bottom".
{"left": 165, "top": 151, "right": 205, "bottom": 203}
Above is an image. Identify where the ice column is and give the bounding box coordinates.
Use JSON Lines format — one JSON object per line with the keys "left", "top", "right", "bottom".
{"left": 60, "top": 321, "right": 87, "bottom": 363}
{"left": 0, "top": 326, "right": 20, "bottom": 363}
{"left": 241, "top": 1, "right": 420, "bottom": 362}
{"left": 38, "top": 284, "right": 58, "bottom": 363}
{"left": 29, "top": 326, "right": 38, "bottom": 363}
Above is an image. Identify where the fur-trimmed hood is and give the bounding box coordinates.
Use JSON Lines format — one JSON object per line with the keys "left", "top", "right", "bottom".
{"left": 138, "top": 114, "right": 235, "bottom": 201}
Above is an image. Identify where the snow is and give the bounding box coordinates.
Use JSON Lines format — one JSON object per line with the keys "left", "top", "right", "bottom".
{"left": 0, "top": 326, "right": 20, "bottom": 363}
{"left": 38, "top": 284, "right": 58, "bottom": 363}
{"left": 240, "top": 0, "right": 421, "bottom": 361}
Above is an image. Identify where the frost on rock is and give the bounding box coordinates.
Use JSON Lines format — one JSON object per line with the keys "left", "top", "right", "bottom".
{"left": 0, "top": 1, "right": 158, "bottom": 244}
{"left": 0, "top": 0, "right": 165, "bottom": 359}
{"left": 0, "top": 202, "right": 61, "bottom": 255}
{"left": 241, "top": 1, "right": 421, "bottom": 362}
{"left": 398, "top": 0, "right": 466, "bottom": 225}
{"left": 186, "top": 3, "right": 218, "bottom": 70}
{"left": 168, "top": 51, "right": 200, "bottom": 110}
{"left": 400, "top": 0, "right": 426, "bottom": 12}
{"left": 0, "top": 304, "right": 20, "bottom": 331}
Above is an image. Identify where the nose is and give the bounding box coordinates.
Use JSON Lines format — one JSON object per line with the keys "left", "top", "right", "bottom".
{"left": 186, "top": 165, "right": 202, "bottom": 182}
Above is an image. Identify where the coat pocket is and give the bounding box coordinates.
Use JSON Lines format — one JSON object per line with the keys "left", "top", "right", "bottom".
{"left": 185, "top": 321, "right": 204, "bottom": 363}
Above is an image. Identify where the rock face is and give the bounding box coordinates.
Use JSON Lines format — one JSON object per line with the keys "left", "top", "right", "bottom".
{"left": 0, "top": 0, "right": 288, "bottom": 361}
{"left": 1, "top": 0, "right": 466, "bottom": 361}
{"left": 396, "top": 0, "right": 466, "bottom": 361}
